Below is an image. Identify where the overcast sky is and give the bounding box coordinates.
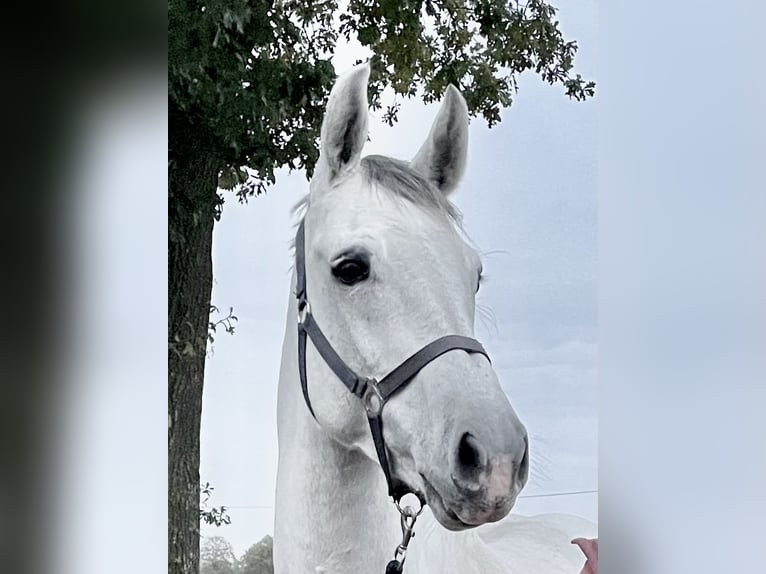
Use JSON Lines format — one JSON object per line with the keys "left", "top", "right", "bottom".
{"left": 200, "top": 2, "right": 597, "bottom": 556}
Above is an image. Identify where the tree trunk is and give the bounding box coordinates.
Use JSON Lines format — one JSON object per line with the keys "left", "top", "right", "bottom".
{"left": 168, "top": 110, "right": 220, "bottom": 574}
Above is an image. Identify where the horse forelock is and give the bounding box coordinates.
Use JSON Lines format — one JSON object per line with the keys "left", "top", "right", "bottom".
{"left": 358, "top": 155, "right": 460, "bottom": 221}
{"left": 291, "top": 153, "right": 462, "bottom": 231}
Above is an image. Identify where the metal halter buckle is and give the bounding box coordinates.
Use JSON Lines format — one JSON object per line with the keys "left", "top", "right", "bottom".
{"left": 394, "top": 495, "right": 424, "bottom": 518}
{"left": 361, "top": 378, "right": 383, "bottom": 415}
{"left": 297, "top": 299, "right": 311, "bottom": 325}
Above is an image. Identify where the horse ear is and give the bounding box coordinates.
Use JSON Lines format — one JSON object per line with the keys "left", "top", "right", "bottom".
{"left": 410, "top": 85, "right": 469, "bottom": 195}
{"left": 318, "top": 63, "right": 370, "bottom": 182}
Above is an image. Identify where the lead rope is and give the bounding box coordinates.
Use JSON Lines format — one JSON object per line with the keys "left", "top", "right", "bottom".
{"left": 385, "top": 498, "right": 424, "bottom": 573}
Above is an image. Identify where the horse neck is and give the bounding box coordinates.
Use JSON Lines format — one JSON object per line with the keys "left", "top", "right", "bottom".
{"left": 273, "top": 273, "right": 399, "bottom": 573}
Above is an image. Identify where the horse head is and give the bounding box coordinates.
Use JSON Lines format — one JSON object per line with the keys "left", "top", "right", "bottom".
{"left": 299, "top": 63, "right": 529, "bottom": 530}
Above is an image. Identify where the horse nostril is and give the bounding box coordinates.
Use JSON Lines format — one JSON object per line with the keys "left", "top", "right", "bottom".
{"left": 456, "top": 432, "right": 488, "bottom": 478}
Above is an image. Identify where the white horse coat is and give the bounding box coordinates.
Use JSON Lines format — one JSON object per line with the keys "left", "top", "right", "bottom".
{"left": 273, "top": 63, "right": 596, "bottom": 574}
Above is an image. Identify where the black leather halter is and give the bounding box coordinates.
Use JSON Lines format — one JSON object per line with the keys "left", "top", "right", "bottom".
{"left": 295, "top": 220, "right": 491, "bottom": 502}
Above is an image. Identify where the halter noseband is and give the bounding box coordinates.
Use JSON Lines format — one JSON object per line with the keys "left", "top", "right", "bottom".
{"left": 294, "top": 220, "right": 491, "bottom": 502}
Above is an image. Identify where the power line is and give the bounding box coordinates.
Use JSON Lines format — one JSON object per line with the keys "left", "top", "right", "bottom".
{"left": 519, "top": 489, "right": 598, "bottom": 499}
{"left": 222, "top": 489, "right": 598, "bottom": 510}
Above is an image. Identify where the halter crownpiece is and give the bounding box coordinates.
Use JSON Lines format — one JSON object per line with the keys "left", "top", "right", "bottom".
{"left": 294, "top": 219, "right": 491, "bottom": 502}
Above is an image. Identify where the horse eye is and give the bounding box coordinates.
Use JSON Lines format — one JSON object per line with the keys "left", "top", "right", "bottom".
{"left": 332, "top": 257, "right": 370, "bottom": 285}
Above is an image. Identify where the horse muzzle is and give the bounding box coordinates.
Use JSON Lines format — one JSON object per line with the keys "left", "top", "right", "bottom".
{"left": 420, "top": 429, "right": 529, "bottom": 530}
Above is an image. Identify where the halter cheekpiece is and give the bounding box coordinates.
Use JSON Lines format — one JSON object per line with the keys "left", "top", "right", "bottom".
{"left": 294, "top": 219, "right": 491, "bottom": 570}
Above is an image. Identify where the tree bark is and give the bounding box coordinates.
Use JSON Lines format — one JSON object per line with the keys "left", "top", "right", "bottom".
{"left": 168, "top": 109, "right": 220, "bottom": 574}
